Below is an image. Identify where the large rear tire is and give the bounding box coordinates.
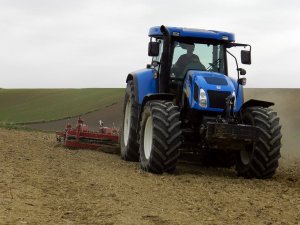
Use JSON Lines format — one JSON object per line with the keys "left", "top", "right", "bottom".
{"left": 139, "top": 100, "right": 182, "bottom": 174}
{"left": 120, "top": 81, "right": 139, "bottom": 161}
{"left": 236, "top": 107, "right": 282, "bottom": 178}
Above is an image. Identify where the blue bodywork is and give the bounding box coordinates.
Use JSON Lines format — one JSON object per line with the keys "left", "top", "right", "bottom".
{"left": 183, "top": 71, "right": 243, "bottom": 113}
{"left": 149, "top": 26, "right": 235, "bottom": 42}
{"left": 129, "top": 69, "right": 243, "bottom": 113}
{"left": 129, "top": 69, "right": 157, "bottom": 103}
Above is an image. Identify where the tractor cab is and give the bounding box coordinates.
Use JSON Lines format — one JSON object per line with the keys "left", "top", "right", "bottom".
{"left": 171, "top": 42, "right": 212, "bottom": 80}
{"left": 147, "top": 26, "right": 251, "bottom": 113}
{"left": 151, "top": 38, "right": 227, "bottom": 80}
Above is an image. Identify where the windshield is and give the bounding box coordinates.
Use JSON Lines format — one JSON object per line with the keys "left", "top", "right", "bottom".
{"left": 171, "top": 41, "right": 225, "bottom": 79}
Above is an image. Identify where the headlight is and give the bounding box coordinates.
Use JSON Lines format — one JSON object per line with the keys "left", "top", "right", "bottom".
{"left": 199, "top": 88, "right": 207, "bottom": 108}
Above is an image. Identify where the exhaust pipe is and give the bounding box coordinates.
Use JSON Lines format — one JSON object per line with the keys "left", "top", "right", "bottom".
{"left": 159, "top": 25, "right": 172, "bottom": 93}
{"left": 160, "top": 25, "right": 169, "bottom": 36}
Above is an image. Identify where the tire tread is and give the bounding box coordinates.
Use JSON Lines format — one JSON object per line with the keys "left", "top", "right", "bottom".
{"left": 236, "top": 106, "right": 282, "bottom": 179}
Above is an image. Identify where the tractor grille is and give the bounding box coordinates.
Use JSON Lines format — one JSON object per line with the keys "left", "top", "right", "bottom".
{"left": 204, "top": 77, "right": 228, "bottom": 85}
{"left": 207, "top": 90, "right": 231, "bottom": 109}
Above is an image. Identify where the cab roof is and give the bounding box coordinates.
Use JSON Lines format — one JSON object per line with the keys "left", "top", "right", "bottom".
{"left": 149, "top": 26, "right": 235, "bottom": 42}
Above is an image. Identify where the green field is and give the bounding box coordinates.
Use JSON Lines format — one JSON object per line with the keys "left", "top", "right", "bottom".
{"left": 0, "top": 89, "right": 124, "bottom": 123}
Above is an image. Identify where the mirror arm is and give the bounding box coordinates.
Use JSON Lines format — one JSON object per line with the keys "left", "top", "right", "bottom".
{"left": 227, "top": 50, "right": 240, "bottom": 99}
{"left": 228, "top": 43, "right": 251, "bottom": 51}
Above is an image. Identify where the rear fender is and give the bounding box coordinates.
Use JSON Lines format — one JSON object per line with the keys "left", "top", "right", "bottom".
{"left": 126, "top": 69, "right": 158, "bottom": 104}
{"left": 126, "top": 73, "right": 138, "bottom": 102}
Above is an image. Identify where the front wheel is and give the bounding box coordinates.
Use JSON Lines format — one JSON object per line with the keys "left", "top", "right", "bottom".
{"left": 139, "top": 100, "right": 182, "bottom": 174}
{"left": 236, "top": 107, "right": 282, "bottom": 179}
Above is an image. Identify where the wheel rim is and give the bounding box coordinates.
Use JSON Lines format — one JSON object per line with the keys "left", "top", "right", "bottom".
{"left": 123, "top": 99, "right": 131, "bottom": 146}
{"left": 144, "top": 116, "right": 153, "bottom": 160}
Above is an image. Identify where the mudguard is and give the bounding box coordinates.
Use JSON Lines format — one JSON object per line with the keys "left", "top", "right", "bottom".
{"left": 141, "top": 93, "right": 175, "bottom": 110}
{"left": 126, "top": 69, "right": 158, "bottom": 104}
{"left": 240, "top": 99, "right": 274, "bottom": 112}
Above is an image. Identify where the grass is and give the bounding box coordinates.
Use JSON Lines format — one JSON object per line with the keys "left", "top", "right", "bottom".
{"left": 0, "top": 89, "right": 124, "bottom": 123}
{"left": 0, "top": 121, "right": 33, "bottom": 131}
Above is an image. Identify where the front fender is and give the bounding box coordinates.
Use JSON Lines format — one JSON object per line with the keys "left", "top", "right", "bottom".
{"left": 240, "top": 99, "right": 274, "bottom": 112}
{"left": 141, "top": 93, "right": 175, "bottom": 111}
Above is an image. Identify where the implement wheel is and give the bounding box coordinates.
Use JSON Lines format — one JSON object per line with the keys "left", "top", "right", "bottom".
{"left": 139, "top": 100, "right": 182, "bottom": 174}
{"left": 236, "top": 107, "right": 282, "bottom": 178}
{"left": 120, "top": 81, "right": 139, "bottom": 161}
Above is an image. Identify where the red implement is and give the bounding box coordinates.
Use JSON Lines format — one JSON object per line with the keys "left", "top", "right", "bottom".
{"left": 56, "top": 116, "right": 119, "bottom": 149}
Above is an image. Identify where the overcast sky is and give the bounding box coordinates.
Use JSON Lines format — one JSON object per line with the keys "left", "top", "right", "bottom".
{"left": 0, "top": 0, "right": 299, "bottom": 88}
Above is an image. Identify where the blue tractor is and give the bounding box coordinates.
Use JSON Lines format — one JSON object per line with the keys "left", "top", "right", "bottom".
{"left": 120, "top": 25, "right": 282, "bottom": 178}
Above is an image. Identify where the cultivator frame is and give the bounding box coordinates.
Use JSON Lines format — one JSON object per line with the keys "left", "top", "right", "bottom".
{"left": 56, "top": 117, "right": 119, "bottom": 149}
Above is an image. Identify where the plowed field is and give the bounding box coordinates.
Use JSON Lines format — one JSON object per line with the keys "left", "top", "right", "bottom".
{"left": 0, "top": 128, "right": 299, "bottom": 225}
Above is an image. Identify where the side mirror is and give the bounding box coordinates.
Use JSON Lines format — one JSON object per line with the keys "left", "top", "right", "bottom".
{"left": 241, "top": 50, "right": 251, "bottom": 64}
{"left": 148, "top": 42, "right": 159, "bottom": 57}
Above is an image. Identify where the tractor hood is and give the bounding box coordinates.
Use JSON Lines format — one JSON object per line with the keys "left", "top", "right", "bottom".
{"left": 185, "top": 71, "right": 241, "bottom": 112}
{"left": 191, "top": 71, "right": 235, "bottom": 91}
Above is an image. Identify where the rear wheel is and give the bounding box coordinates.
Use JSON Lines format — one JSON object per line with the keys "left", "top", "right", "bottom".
{"left": 139, "top": 100, "right": 182, "bottom": 174}
{"left": 120, "top": 81, "right": 139, "bottom": 161}
{"left": 236, "top": 107, "right": 282, "bottom": 178}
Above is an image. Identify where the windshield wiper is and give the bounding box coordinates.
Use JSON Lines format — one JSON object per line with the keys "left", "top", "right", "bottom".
{"left": 206, "top": 58, "right": 222, "bottom": 71}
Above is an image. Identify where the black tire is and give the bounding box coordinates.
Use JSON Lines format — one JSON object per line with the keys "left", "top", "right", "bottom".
{"left": 236, "top": 107, "right": 282, "bottom": 179}
{"left": 139, "top": 100, "right": 182, "bottom": 174}
{"left": 203, "top": 150, "right": 236, "bottom": 168}
{"left": 120, "top": 81, "right": 139, "bottom": 161}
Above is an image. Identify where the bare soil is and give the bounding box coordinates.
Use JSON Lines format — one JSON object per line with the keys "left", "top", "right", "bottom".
{"left": 5, "top": 89, "right": 300, "bottom": 224}
{"left": 0, "top": 128, "right": 299, "bottom": 225}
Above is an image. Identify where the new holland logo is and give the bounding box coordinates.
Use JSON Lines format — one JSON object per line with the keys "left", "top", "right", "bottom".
{"left": 216, "top": 85, "right": 221, "bottom": 90}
